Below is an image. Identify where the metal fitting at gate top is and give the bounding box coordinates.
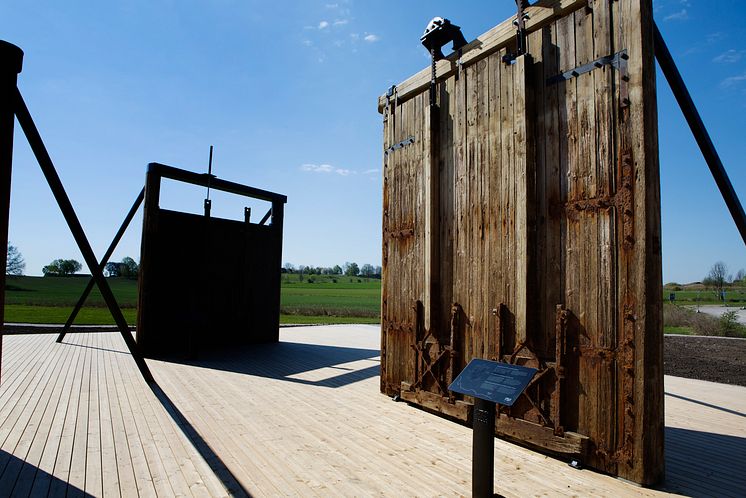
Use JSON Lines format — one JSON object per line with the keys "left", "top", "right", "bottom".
{"left": 420, "top": 17, "right": 467, "bottom": 61}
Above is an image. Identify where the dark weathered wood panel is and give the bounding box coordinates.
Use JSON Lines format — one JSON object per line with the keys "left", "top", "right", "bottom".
{"left": 379, "top": 0, "right": 662, "bottom": 485}
{"left": 137, "top": 170, "right": 284, "bottom": 359}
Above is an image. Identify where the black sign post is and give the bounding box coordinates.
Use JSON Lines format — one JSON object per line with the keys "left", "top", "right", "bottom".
{"left": 449, "top": 359, "right": 537, "bottom": 498}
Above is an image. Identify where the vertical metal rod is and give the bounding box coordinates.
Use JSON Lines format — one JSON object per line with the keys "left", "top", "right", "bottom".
{"left": 472, "top": 397, "right": 496, "bottom": 498}
{"left": 515, "top": 0, "right": 527, "bottom": 56}
{"left": 653, "top": 22, "right": 746, "bottom": 247}
{"left": 204, "top": 145, "right": 213, "bottom": 217}
{"left": 429, "top": 48, "right": 437, "bottom": 107}
{"left": 14, "top": 89, "right": 154, "bottom": 383}
{"left": 0, "top": 41, "right": 24, "bottom": 385}
{"left": 57, "top": 188, "right": 145, "bottom": 343}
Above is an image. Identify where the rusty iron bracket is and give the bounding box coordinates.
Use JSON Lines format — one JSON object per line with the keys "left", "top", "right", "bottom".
{"left": 447, "top": 303, "right": 462, "bottom": 402}
{"left": 553, "top": 304, "right": 570, "bottom": 436}
{"left": 385, "top": 227, "right": 415, "bottom": 240}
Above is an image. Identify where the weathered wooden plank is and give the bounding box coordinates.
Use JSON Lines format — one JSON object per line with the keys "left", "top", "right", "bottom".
{"left": 423, "top": 99, "right": 439, "bottom": 332}
{"left": 380, "top": 0, "right": 664, "bottom": 484}
{"left": 513, "top": 53, "right": 533, "bottom": 345}
{"left": 499, "top": 47, "right": 515, "bottom": 356}
{"left": 485, "top": 51, "right": 501, "bottom": 363}
{"left": 437, "top": 69, "right": 456, "bottom": 341}
{"left": 400, "top": 382, "right": 471, "bottom": 421}
{"left": 464, "top": 58, "right": 479, "bottom": 359}
{"left": 495, "top": 415, "right": 588, "bottom": 455}
{"left": 620, "top": 0, "right": 665, "bottom": 485}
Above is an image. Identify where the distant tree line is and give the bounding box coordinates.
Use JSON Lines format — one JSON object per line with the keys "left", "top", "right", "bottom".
{"left": 42, "top": 259, "right": 82, "bottom": 276}
{"left": 39, "top": 255, "right": 140, "bottom": 278}
{"left": 104, "top": 257, "right": 139, "bottom": 279}
{"left": 282, "top": 261, "right": 382, "bottom": 279}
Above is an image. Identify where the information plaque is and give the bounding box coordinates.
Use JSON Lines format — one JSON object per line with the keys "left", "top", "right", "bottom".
{"left": 448, "top": 358, "right": 537, "bottom": 407}
{"left": 448, "top": 359, "right": 538, "bottom": 497}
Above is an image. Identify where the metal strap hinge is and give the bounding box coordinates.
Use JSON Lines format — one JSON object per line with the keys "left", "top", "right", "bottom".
{"left": 384, "top": 136, "right": 415, "bottom": 155}
{"left": 546, "top": 49, "right": 628, "bottom": 85}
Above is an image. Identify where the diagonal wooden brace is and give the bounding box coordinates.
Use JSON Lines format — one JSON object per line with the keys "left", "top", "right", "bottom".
{"left": 56, "top": 187, "right": 144, "bottom": 343}
{"left": 14, "top": 89, "right": 153, "bottom": 383}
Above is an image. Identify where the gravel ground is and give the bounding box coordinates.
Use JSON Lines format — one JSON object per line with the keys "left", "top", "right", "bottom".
{"left": 664, "top": 334, "right": 746, "bottom": 387}
{"left": 693, "top": 305, "right": 746, "bottom": 324}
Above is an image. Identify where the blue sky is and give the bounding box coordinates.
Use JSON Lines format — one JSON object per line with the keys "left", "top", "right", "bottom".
{"left": 1, "top": 0, "right": 744, "bottom": 283}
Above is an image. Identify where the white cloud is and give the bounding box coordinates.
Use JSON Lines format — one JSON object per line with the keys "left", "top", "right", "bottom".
{"left": 364, "top": 33, "right": 380, "bottom": 43}
{"left": 333, "top": 19, "right": 349, "bottom": 26}
{"left": 721, "top": 73, "right": 746, "bottom": 88}
{"left": 318, "top": 20, "right": 329, "bottom": 29}
{"left": 363, "top": 169, "right": 379, "bottom": 175}
{"left": 302, "top": 164, "right": 333, "bottom": 173}
{"left": 301, "top": 40, "right": 312, "bottom": 47}
{"left": 713, "top": 49, "right": 744, "bottom": 64}
{"left": 325, "top": 3, "right": 338, "bottom": 8}
{"left": 664, "top": 9, "right": 688, "bottom": 21}
{"left": 301, "top": 163, "right": 356, "bottom": 176}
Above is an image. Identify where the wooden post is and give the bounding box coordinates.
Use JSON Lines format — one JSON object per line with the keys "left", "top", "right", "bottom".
{"left": 136, "top": 167, "right": 161, "bottom": 354}
{"left": 269, "top": 201, "right": 285, "bottom": 342}
{"left": 624, "top": 0, "right": 664, "bottom": 485}
{"left": 0, "top": 41, "right": 23, "bottom": 384}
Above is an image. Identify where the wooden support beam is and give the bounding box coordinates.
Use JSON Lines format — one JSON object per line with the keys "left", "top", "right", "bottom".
{"left": 136, "top": 169, "right": 161, "bottom": 354}
{"left": 0, "top": 41, "right": 23, "bottom": 385}
{"left": 57, "top": 188, "right": 144, "bottom": 343}
{"left": 148, "top": 162, "right": 287, "bottom": 204}
{"left": 495, "top": 416, "right": 588, "bottom": 456}
{"left": 14, "top": 89, "right": 154, "bottom": 384}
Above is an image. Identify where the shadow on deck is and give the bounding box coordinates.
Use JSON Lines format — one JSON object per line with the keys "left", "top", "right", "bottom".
{"left": 157, "top": 341, "right": 381, "bottom": 388}
{"left": 662, "top": 425, "right": 746, "bottom": 496}
{"left": 0, "top": 448, "right": 91, "bottom": 497}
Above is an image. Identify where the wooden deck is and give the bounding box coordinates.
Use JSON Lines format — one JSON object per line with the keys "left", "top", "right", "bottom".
{"left": 1, "top": 326, "right": 744, "bottom": 497}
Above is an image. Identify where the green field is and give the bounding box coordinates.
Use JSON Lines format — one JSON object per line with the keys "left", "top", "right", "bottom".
{"left": 4, "top": 275, "right": 381, "bottom": 325}
{"left": 662, "top": 286, "right": 746, "bottom": 306}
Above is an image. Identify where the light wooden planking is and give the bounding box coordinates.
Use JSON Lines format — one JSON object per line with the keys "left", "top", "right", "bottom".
{"left": 1, "top": 327, "right": 744, "bottom": 496}
{"left": 147, "top": 325, "right": 744, "bottom": 497}
{"left": 0, "top": 332, "right": 230, "bottom": 497}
